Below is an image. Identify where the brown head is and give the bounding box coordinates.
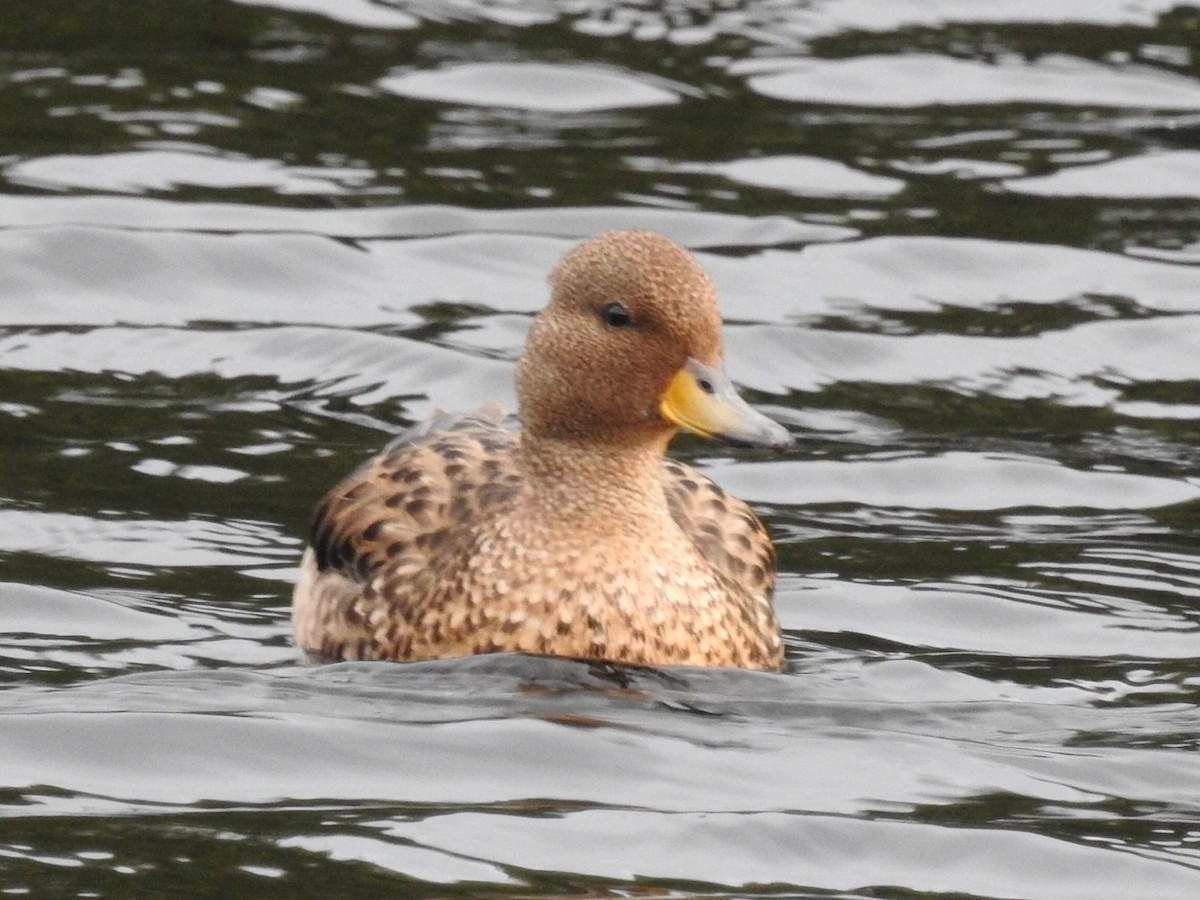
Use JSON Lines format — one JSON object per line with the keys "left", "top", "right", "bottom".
{"left": 516, "top": 230, "right": 790, "bottom": 450}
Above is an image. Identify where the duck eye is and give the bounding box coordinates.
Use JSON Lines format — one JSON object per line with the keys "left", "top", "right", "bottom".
{"left": 601, "top": 302, "right": 635, "bottom": 329}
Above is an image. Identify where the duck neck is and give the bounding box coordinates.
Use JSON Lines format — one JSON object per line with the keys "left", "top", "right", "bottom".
{"left": 516, "top": 431, "right": 676, "bottom": 532}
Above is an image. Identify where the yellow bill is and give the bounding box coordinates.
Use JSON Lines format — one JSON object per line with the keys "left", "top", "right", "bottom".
{"left": 659, "top": 357, "right": 791, "bottom": 449}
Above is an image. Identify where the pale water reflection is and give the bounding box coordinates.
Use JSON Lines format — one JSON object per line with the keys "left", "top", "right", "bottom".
{"left": 2, "top": 1, "right": 1200, "bottom": 898}
{"left": 1004, "top": 149, "right": 1200, "bottom": 197}
{"left": 746, "top": 53, "right": 1200, "bottom": 108}
{"left": 379, "top": 62, "right": 685, "bottom": 112}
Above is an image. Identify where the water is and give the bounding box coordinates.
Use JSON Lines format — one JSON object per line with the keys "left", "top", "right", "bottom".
{"left": 3, "top": 2, "right": 1200, "bottom": 897}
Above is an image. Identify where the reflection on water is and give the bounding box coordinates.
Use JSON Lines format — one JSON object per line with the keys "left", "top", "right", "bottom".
{"left": 746, "top": 53, "right": 1200, "bottom": 108}
{"left": 2, "top": 1, "right": 1200, "bottom": 898}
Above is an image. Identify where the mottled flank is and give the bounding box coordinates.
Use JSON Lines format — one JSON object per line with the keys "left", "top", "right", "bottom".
{"left": 293, "top": 230, "right": 790, "bottom": 670}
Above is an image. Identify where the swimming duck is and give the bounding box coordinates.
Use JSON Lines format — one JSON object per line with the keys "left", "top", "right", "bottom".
{"left": 293, "top": 229, "right": 791, "bottom": 670}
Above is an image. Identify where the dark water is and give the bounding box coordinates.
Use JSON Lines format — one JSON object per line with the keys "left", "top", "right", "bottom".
{"left": 3, "top": 2, "right": 1200, "bottom": 897}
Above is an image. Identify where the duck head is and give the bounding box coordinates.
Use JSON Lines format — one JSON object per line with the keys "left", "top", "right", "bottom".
{"left": 516, "top": 229, "right": 791, "bottom": 451}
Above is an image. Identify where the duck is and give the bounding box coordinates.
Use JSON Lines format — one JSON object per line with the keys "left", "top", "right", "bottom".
{"left": 293, "top": 229, "right": 792, "bottom": 671}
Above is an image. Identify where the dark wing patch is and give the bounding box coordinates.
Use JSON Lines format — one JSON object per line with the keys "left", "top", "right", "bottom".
{"left": 309, "top": 405, "right": 518, "bottom": 585}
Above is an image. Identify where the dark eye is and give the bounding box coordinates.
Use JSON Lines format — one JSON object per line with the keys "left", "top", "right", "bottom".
{"left": 601, "top": 302, "right": 635, "bottom": 329}
{"left": 697, "top": 378, "right": 714, "bottom": 394}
